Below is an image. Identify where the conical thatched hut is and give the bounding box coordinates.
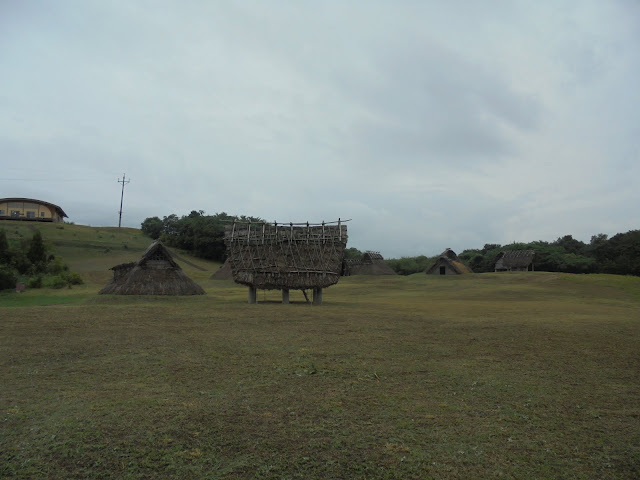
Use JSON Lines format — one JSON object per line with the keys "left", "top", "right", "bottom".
{"left": 224, "top": 220, "right": 348, "bottom": 304}
{"left": 99, "top": 240, "right": 205, "bottom": 295}
{"left": 425, "top": 248, "right": 473, "bottom": 275}
{"left": 342, "top": 251, "right": 396, "bottom": 276}
{"left": 211, "top": 258, "right": 233, "bottom": 280}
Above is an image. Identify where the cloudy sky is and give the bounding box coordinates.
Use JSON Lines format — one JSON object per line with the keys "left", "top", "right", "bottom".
{"left": 1, "top": 1, "right": 638, "bottom": 257}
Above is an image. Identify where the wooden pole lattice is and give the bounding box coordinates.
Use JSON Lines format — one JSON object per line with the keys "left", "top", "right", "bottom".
{"left": 225, "top": 220, "right": 348, "bottom": 291}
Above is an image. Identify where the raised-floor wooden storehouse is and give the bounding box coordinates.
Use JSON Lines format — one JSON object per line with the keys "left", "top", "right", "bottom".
{"left": 494, "top": 250, "right": 536, "bottom": 272}
{"left": 99, "top": 240, "right": 205, "bottom": 295}
{"left": 342, "top": 251, "right": 396, "bottom": 276}
{"left": 224, "top": 220, "right": 348, "bottom": 304}
{"left": 0, "top": 198, "right": 67, "bottom": 223}
{"left": 425, "top": 248, "right": 473, "bottom": 275}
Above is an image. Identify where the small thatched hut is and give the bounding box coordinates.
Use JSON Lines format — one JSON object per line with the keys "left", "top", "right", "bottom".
{"left": 224, "top": 220, "right": 348, "bottom": 304}
{"left": 342, "top": 251, "right": 396, "bottom": 276}
{"left": 99, "top": 240, "right": 205, "bottom": 295}
{"left": 210, "top": 258, "right": 233, "bottom": 280}
{"left": 425, "top": 248, "right": 473, "bottom": 275}
{"left": 494, "top": 250, "right": 536, "bottom": 272}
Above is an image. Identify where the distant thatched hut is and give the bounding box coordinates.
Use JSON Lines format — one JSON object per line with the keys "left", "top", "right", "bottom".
{"left": 99, "top": 240, "right": 205, "bottom": 295}
{"left": 210, "top": 258, "right": 233, "bottom": 280}
{"left": 425, "top": 248, "right": 473, "bottom": 275}
{"left": 494, "top": 250, "right": 536, "bottom": 272}
{"left": 342, "top": 251, "right": 396, "bottom": 276}
{"left": 224, "top": 220, "right": 348, "bottom": 304}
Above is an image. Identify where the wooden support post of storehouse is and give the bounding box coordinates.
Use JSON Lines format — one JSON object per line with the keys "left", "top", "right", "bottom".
{"left": 248, "top": 286, "right": 257, "bottom": 304}
{"left": 282, "top": 289, "right": 290, "bottom": 304}
{"left": 312, "top": 287, "right": 323, "bottom": 305}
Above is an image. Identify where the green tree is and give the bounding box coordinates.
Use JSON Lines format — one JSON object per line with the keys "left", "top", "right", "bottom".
{"left": 0, "top": 265, "right": 17, "bottom": 290}
{"left": 553, "top": 235, "right": 586, "bottom": 255}
{"left": 0, "top": 229, "right": 9, "bottom": 264}
{"left": 148, "top": 210, "right": 265, "bottom": 262}
{"left": 27, "top": 231, "right": 48, "bottom": 271}
{"left": 141, "top": 216, "right": 163, "bottom": 239}
{"left": 387, "top": 255, "right": 435, "bottom": 275}
{"left": 343, "top": 247, "right": 364, "bottom": 260}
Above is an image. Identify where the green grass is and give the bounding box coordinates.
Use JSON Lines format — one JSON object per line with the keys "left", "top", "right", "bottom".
{"left": 1, "top": 222, "right": 639, "bottom": 478}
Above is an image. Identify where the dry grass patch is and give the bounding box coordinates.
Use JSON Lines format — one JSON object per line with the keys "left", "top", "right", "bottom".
{"left": 1, "top": 273, "right": 639, "bottom": 479}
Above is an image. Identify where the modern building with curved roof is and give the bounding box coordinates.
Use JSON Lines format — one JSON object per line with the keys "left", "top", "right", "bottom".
{"left": 0, "top": 198, "right": 67, "bottom": 223}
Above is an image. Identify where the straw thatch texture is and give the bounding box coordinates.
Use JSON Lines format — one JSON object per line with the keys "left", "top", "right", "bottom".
{"left": 99, "top": 240, "right": 205, "bottom": 295}
{"left": 495, "top": 250, "right": 536, "bottom": 272}
{"left": 224, "top": 221, "right": 348, "bottom": 290}
{"left": 210, "top": 259, "right": 233, "bottom": 280}
{"left": 425, "top": 249, "right": 473, "bottom": 275}
{"left": 342, "top": 251, "right": 396, "bottom": 276}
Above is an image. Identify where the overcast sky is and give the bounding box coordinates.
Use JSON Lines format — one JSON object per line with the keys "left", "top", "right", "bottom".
{"left": 1, "top": 1, "right": 638, "bottom": 258}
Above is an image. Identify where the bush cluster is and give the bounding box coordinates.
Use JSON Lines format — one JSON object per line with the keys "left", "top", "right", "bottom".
{"left": 0, "top": 228, "right": 84, "bottom": 291}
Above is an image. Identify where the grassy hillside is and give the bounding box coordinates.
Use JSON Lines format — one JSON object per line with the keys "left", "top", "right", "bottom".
{"left": 0, "top": 220, "right": 220, "bottom": 296}
{"left": 1, "top": 222, "right": 639, "bottom": 478}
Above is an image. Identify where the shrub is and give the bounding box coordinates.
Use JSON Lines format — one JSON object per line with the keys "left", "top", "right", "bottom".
{"left": 27, "top": 276, "right": 43, "bottom": 289}
{"left": 63, "top": 272, "right": 84, "bottom": 285}
{"left": 27, "top": 231, "right": 48, "bottom": 268}
{"left": 47, "top": 275, "right": 67, "bottom": 289}
{"left": 10, "top": 251, "right": 32, "bottom": 275}
{"left": 0, "top": 266, "right": 17, "bottom": 290}
{"left": 47, "top": 257, "right": 69, "bottom": 275}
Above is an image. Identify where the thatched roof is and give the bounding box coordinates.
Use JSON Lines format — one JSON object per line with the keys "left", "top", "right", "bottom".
{"left": 495, "top": 250, "right": 536, "bottom": 270}
{"left": 99, "top": 240, "right": 205, "bottom": 295}
{"left": 342, "top": 251, "right": 396, "bottom": 276}
{"left": 363, "top": 251, "right": 384, "bottom": 262}
{"left": 425, "top": 249, "right": 473, "bottom": 274}
{"left": 210, "top": 258, "right": 233, "bottom": 280}
{"left": 224, "top": 220, "right": 348, "bottom": 290}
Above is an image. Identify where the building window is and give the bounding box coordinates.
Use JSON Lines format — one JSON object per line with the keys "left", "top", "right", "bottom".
{"left": 11, "top": 210, "right": 21, "bottom": 218}
{"left": 41, "top": 212, "right": 46, "bottom": 217}
{"left": 0, "top": 209, "right": 4, "bottom": 215}
{"left": 27, "top": 211, "right": 36, "bottom": 219}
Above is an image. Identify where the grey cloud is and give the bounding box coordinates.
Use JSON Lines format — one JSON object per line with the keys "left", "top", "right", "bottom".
{"left": 1, "top": 1, "right": 638, "bottom": 258}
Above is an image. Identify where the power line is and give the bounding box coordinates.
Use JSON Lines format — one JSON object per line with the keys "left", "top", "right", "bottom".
{"left": 0, "top": 178, "right": 105, "bottom": 182}
{"left": 117, "top": 174, "right": 130, "bottom": 228}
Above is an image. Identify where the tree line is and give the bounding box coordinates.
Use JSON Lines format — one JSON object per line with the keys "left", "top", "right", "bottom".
{"left": 387, "top": 231, "right": 640, "bottom": 276}
{"left": 141, "top": 211, "right": 264, "bottom": 262}
{"left": 0, "top": 229, "right": 83, "bottom": 290}
{"left": 141, "top": 212, "right": 639, "bottom": 277}
{"left": 463, "top": 231, "right": 640, "bottom": 275}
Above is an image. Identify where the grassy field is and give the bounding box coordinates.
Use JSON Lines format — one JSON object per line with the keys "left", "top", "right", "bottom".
{"left": 1, "top": 222, "right": 639, "bottom": 479}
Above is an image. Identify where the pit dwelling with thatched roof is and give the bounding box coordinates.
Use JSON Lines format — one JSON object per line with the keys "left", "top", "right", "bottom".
{"left": 494, "top": 250, "right": 536, "bottom": 272}
{"left": 224, "top": 220, "right": 348, "bottom": 304}
{"left": 99, "top": 240, "right": 205, "bottom": 295}
{"left": 342, "top": 251, "right": 396, "bottom": 276}
{"left": 425, "top": 248, "right": 473, "bottom": 275}
{"left": 210, "top": 258, "right": 233, "bottom": 280}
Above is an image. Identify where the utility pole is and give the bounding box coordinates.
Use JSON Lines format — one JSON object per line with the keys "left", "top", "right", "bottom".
{"left": 117, "top": 173, "right": 130, "bottom": 228}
